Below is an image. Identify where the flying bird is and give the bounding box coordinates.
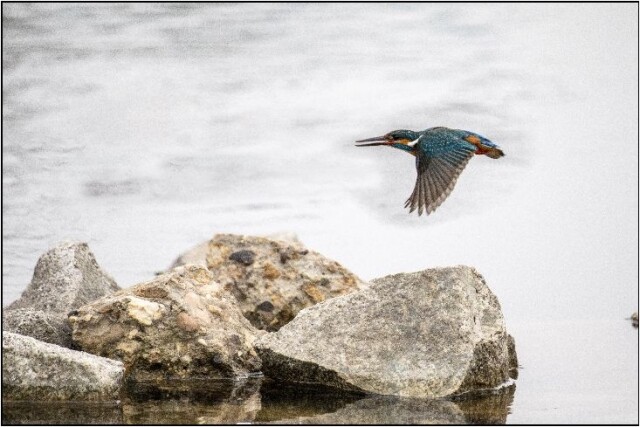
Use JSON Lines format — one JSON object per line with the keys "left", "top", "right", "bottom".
{"left": 356, "top": 127, "right": 504, "bottom": 215}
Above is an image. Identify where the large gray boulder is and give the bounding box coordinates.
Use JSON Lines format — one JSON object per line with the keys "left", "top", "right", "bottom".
{"left": 68, "top": 265, "right": 262, "bottom": 382}
{"left": 170, "top": 234, "right": 366, "bottom": 331}
{"left": 256, "top": 266, "right": 517, "bottom": 398}
{"left": 3, "top": 242, "right": 119, "bottom": 348}
{"left": 2, "top": 332, "right": 124, "bottom": 401}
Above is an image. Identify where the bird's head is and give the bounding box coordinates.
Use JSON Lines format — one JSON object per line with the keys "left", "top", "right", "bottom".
{"left": 355, "top": 129, "right": 421, "bottom": 152}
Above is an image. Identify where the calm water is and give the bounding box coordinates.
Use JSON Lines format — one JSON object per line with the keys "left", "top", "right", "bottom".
{"left": 2, "top": 3, "right": 638, "bottom": 424}
{"left": 2, "top": 379, "right": 517, "bottom": 424}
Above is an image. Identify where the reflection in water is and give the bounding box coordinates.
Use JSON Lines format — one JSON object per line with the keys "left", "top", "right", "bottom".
{"left": 1, "top": 379, "right": 515, "bottom": 425}
{"left": 451, "top": 386, "right": 516, "bottom": 425}
{"left": 122, "top": 378, "right": 262, "bottom": 424}
{"left": 254, "top": 381, "right": 365, "bottom": 422}
{"left": 259, "top": 384, "right": 516, "bottom": 424}
{"left": 1, "top": 401, "right": 123, "bottom": 425}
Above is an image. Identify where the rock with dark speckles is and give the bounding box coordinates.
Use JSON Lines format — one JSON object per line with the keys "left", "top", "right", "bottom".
{"left": 2, "top": 332, "right": 123, "bottom": 401}
{"left": 170, "top": 234, "right": 367, "bottom": 331}
{"left": 3, "top": 309, "right": 73, "bottom": 350}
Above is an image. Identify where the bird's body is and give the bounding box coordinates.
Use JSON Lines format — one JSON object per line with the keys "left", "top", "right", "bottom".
{"left": 356, "top": 127, "right": 504, "bottom": 215}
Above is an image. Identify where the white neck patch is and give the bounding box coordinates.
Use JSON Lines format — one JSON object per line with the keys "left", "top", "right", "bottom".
{"left": 407, "top": 137, "right": 421, "bottom": 147}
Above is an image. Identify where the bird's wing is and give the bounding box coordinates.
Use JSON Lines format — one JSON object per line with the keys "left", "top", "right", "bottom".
{"left": 404, "top": 140, "right": 476, "bottom": 215}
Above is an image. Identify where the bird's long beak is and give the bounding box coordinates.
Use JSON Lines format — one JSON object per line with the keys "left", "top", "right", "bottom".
{"left": 355, "top": 135, "right": 391, "bottom": 147}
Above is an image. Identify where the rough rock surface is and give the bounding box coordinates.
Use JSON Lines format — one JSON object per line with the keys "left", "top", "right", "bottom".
{"left": 69, "top": 265, "right": 262, "bottom": 382}
{"left": 256, "top": 266, "right": 516, "bottom": 398}
{"left": 170, "top": 234, "right": 366, "bottom": 331}
{"left": 7, "top": 241, "right": 120, "bottom": 313}
{"left": 3, "top": 241, "right": 119, "bottom": 347}
{"left": 2, "top": 332, "right": 124, "bottom": 401}
{"left": 506, "top": 334, "right": 519, "bottom": 379}
{"left": 3, "top": 308, "right": 73, "bottom": 349}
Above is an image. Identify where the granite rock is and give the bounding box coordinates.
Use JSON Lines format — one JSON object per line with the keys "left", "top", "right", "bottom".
{"left": 3, "top": 242, "right": 119, "bottom": 347}
{"left": 256, "top": 266, "right": 516, "bottom": 398}
{"left": 2, "top": 332, "right": 124, "bottom": 401}
{"left": 3, "top": 308, "right": 73, "bottom": 349}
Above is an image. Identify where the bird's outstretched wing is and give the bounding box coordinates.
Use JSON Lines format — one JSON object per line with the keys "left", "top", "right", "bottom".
{"left": 405, "top": 140, "right": 476, "bottom": 215}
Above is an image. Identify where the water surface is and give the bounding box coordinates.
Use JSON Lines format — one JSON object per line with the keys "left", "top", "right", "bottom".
{"left": 2, "top": 378, "right": 516, "bottom": 424}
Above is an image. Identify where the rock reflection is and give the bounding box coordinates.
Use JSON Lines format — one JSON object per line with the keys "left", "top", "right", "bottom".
{"left": 1, "top": 379, "right": 514, "bottom": 424}
{"left": 254, "top": 381, "right": 365, "bottom": 422}
{"left": 1, "top": 401, "right": 123, "bottom": 425}
{"left": 450, "top": 385, "right": 516, "bottom": 424}
{"left": 122, "top": 377, "right": 262, "bottom": 424}
{"left": 258, "top": 384, "right": 516, "bottom": 425}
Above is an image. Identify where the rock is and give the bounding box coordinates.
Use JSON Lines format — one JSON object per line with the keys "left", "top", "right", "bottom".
{"left": 170, "top": 234, "right": 367, "bottom": 331}
{"left": 229, "top": 250, "right": 256, "bottom": 266}
{"left": 506, "top": 334, "right": 519, "bottom": 379}
{"left": 3, "top": 241, "right": 119, "bottom": 347}
{"left": 631, "top": 312, "right": 638, "bottom": 328}
{"left": 170, "top": 241, "right": 210, "bottom": 268}
{"left": 3, "top": 308, "right": 73, "bottom": 349}
{"left": 2, "top": 332, "right": 124, "bottom": 401}
{"left": 68, "top": 265, "right": 262, "bottom": 382}
{"left": 7, "top": 241, "right": 119, "bottom": 313}
{"left": 264, "top": 231, "right": 301, "bottom": 244}
{"left": 256, "top": 266, "right": 516, "bottom": 398}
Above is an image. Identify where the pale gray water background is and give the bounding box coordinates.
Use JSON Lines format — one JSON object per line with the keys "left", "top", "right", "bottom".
{"left": 2, "top": 3, "right": 638, "bottom": 424}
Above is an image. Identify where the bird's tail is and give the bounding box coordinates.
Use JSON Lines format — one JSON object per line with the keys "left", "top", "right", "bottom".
{"left": 464, "top": 132, "right": 505, "bottom": 159}
{"left": 485, "top": 146, "right": 504, "bottom": 159}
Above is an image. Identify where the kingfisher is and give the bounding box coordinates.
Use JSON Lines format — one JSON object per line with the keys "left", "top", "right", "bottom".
{"left": 356, "top": 127, "right": 504, "bottom": 215}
